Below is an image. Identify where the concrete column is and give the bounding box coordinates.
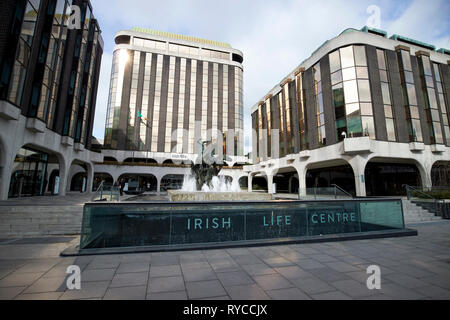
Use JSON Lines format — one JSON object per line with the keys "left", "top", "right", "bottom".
{"left": 57, "top": 157, "right": 70, "bottom": 197}
{"left": 296, "top": 166, "right": 307, "bottom": 199}
{"left": 157, "top": 178, "right": 161, "bottom": 194}
{"left": 0, "top": 162, "right": 13, "bottom": 201}
{"left": 248, "top": 174, "right": 253, "bottom": 193}
{"left": 267, "top": 174, "right": 274, "bottom": 194}
{"left": 349, "top": 159, "right": 367, "bottom": 197}
{"left": 86, "top": 163, "right": 94, "bottom": 194}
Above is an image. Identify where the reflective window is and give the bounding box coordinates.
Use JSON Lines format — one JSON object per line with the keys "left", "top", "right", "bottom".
{"left": 358, "top": 80, "right": 371, "bottom": 102}
{"left": 331, "top": 70, "right": 342, "bottom": 85}
{"left": 354, "top": 46, "right": 367, "bottom": 66}
{"left": 384, "top": 105, "right": 393, "bottom": 118}
{"left": 340, "top": 46, "right": 354, "bottom": 69}
{"left": 342, "top": 68, "right": 356, "bottom": 81}
{"left": 401, "top": 51, "right": 412, "bottom": 71}
{"left": 407, "top": 84, "right": 417, "bottom": 106}
{"left": 344, "top": 80, "right": 358, "bottom": 104}
{"left": 432, "top": 62, "right": 450, "bottom": 144}
{"left": 381, "top": 82, "right": 391, "bottom": 105}
{"left": 377, "top": 49, "right": 386, "bottom": 70}
{"left": 356, "top": 67, "right": 369, "bottom": 79}
{"left": 386, "top": 118, "right": 396, "bottom": 141}
{"left": 329, "top": 50, "right": 341, "bottom": 73}
{"left": 361, "top": 103, "right": 373, "bottom": 116}
{"left": 313, "top": 62, "right": 326, "bottom": 146}
{"left": 329, "top": 45, "right": 374, "bottom": 140}
{"left": 346, "top": 103, "right": 359, "bottom": 116}
{"left": 378, "top": 48, "right": 396, "bottom": 141}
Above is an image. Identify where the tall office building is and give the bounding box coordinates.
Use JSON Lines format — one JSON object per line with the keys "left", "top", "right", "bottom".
{"left": 247, "top": 27, "right": 450, "bottom": 197}
{"left": 103, "top": 28, "right": 245, "bottom": 162}
{"left": 0, "top": 0, "right": 103, "bottom": 200}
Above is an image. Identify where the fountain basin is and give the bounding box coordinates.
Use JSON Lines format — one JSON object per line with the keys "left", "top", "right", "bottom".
{"left": 168, "top": 191, "right": 273, "bottom": 202}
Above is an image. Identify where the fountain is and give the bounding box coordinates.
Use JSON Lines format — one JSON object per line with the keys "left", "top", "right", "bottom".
{"left": 168, "top": 144, "right": 273, "bottom": 202}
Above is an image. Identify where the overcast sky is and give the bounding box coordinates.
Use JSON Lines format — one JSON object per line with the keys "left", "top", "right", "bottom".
{"left": 91, "top": 0, "right": 450, "bottom": 153}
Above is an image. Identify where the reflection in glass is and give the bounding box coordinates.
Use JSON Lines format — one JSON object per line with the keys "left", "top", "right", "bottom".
{"left": 340, "top": 46, "right": 354, "bottom": 69}
{"left": 354, "top": 46, "right": 367, "bottom": 66}
{"left": 344, "top": 80, "right": 358, "bottom": 104}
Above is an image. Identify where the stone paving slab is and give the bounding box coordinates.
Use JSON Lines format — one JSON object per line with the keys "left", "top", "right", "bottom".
{"left": 0, "top": 221, "right": 450, "bottom": 300}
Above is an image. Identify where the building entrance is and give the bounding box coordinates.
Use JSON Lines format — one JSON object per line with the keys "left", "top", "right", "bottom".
{"left": 8, "top": 147, "right": 49, "bottom": 198}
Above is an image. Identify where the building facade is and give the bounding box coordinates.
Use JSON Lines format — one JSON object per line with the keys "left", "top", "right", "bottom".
{"left": 103, "top": 28, "right": 246, "bottom": 165}
{"left": 246, "top": 27, "right": 450, "bottom": 197}
{"left": 0, "top": 0, "right": 104, "bottom": 200}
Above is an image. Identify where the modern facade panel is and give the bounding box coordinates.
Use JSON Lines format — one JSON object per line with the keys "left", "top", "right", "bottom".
{"left": 104, "top": 28, "right": 244, "bottom": 163}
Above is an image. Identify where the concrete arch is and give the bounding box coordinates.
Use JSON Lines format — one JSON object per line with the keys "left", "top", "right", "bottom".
{"left": 431, "top": 161, "right": 450, "bottom": 187}
{"left": 364, "top": 157, "right": 428, "bottom": 196}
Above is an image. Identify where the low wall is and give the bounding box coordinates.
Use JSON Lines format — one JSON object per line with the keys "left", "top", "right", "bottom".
{"left": 75, "top": 199, "right": 413, "bottom": 253}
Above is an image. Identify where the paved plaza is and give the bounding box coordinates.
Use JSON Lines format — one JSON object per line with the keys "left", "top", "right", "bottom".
{"left": 0, "top": 220, "right": 449, "bottom": 300}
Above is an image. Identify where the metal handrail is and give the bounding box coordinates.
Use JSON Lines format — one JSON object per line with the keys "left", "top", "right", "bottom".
{"left": 331, "top": 184, "right": 353, "bottom": 198}
{"left": 92, "top": 181, "right": 105, "bottom": 201}
{"left": 403, "top": 185, "right": 442, "bottom": 218}
{"left": 403, "top": 185, "right": 436, "bottom": 201}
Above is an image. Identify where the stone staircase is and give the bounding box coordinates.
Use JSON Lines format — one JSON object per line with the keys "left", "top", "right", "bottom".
{"left": 402, "top": 199, "right": 442, "bottom": 224}
{"left": 0, "top": 205, "right": 84, "bottom": 238}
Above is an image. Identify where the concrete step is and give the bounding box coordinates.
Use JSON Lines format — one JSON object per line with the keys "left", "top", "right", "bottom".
{"left": 0, "top": 204, "right": 84, "bottom": 237}
{"left": 402, "top": 199, "right": 442, "bottom": 224}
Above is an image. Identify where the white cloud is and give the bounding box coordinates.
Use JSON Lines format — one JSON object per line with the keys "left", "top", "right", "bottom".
{"left": 91, "top": 0, "right": 449, "bottom": 153}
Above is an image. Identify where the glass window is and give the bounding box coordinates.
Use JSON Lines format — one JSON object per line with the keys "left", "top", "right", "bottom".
{"left": 342, "top": 68, "right": 356, "bottom": 81}
{"left": 431, "top": 109, "right": 440, "bottom": 122}
{"left": 384, "top": 105, "right": 393, "bottom": 118}
{"left": 340, "top": 46, "right": 355, "bottom": 69}
{"left": 377, "top": 49, "right": 386, "bottom": 70}
{"left": 361, "top": 103, "right": 373, "bottom": 116}
{"left": 329, "top": 50, "right": 341, "bottom": 73}
{"left": 411, "top": 119, "right": 423, "bottom": 142}
{"left": 346, "top": 103, "right": 360, "bottom": 116}
{"left": 425, "top": 76, "right": 434, "bottom": 88}
{"left": 380, "top": 70, "right": 388, "bottom": 83}
{"left": 386, "top": 118, "right": 396, "bottom": 141}
{"left": 347, "top": 114, "right": 363, "bottom": 136}
{"left": 427, "top": 88, "right": 438, "bottom": 109}
{"left": 422, "top": 56, "right": 432, "bottom": 76}
{"left": 401, "top": 51, "right": 412, "bottom": 71}
{"left": 354, "top": 46, "right": 367, "bottom": 66}
{"left": 358, "top": 80, "right": 372, "bottom": 102}
{"left": 410, "top": 106, "right": 420, "bottom": 119}
{"left": 317, "top": 93, "right": 324, "bottom": 114}
{"left": 331, "top": 70, "right": 342, "bottom": 85}
{"left": 344, "top": 80, "right": 358, "bottom": 104}
{"left": 433, "top": 64, "right": 441, "bottom": 82}
{"left": 313, "top": 63, "right": 321, "bottom": 83}
{"left": 381, "top": 82, "right": 391, "bottom": 105}
{"left": 404, "top": 71, "right": 414, "bottom": 84}
{"left": 332, "top": 84, "right": 344, "bottom": 107}
{"left": 356, "top": 67, "right": 369, "bottom": 79}
{"left": 407, "top": 84, "right": 417, "bottom": 106}
{"left": 434, "top": 124, "right": 443, "bottom": 144}
{"left": 361, "top": 116, "right": 375, "bottom": 138}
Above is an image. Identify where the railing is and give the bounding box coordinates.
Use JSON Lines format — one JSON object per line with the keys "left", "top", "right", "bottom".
{"left": 91, "top": 180, "right": 120, "bottom": 202}
{"left": 403, "top": 185, "right": 440, "bottom": 217}
{"left": 298, "top": 185, "right": 353, "bottom": 200}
